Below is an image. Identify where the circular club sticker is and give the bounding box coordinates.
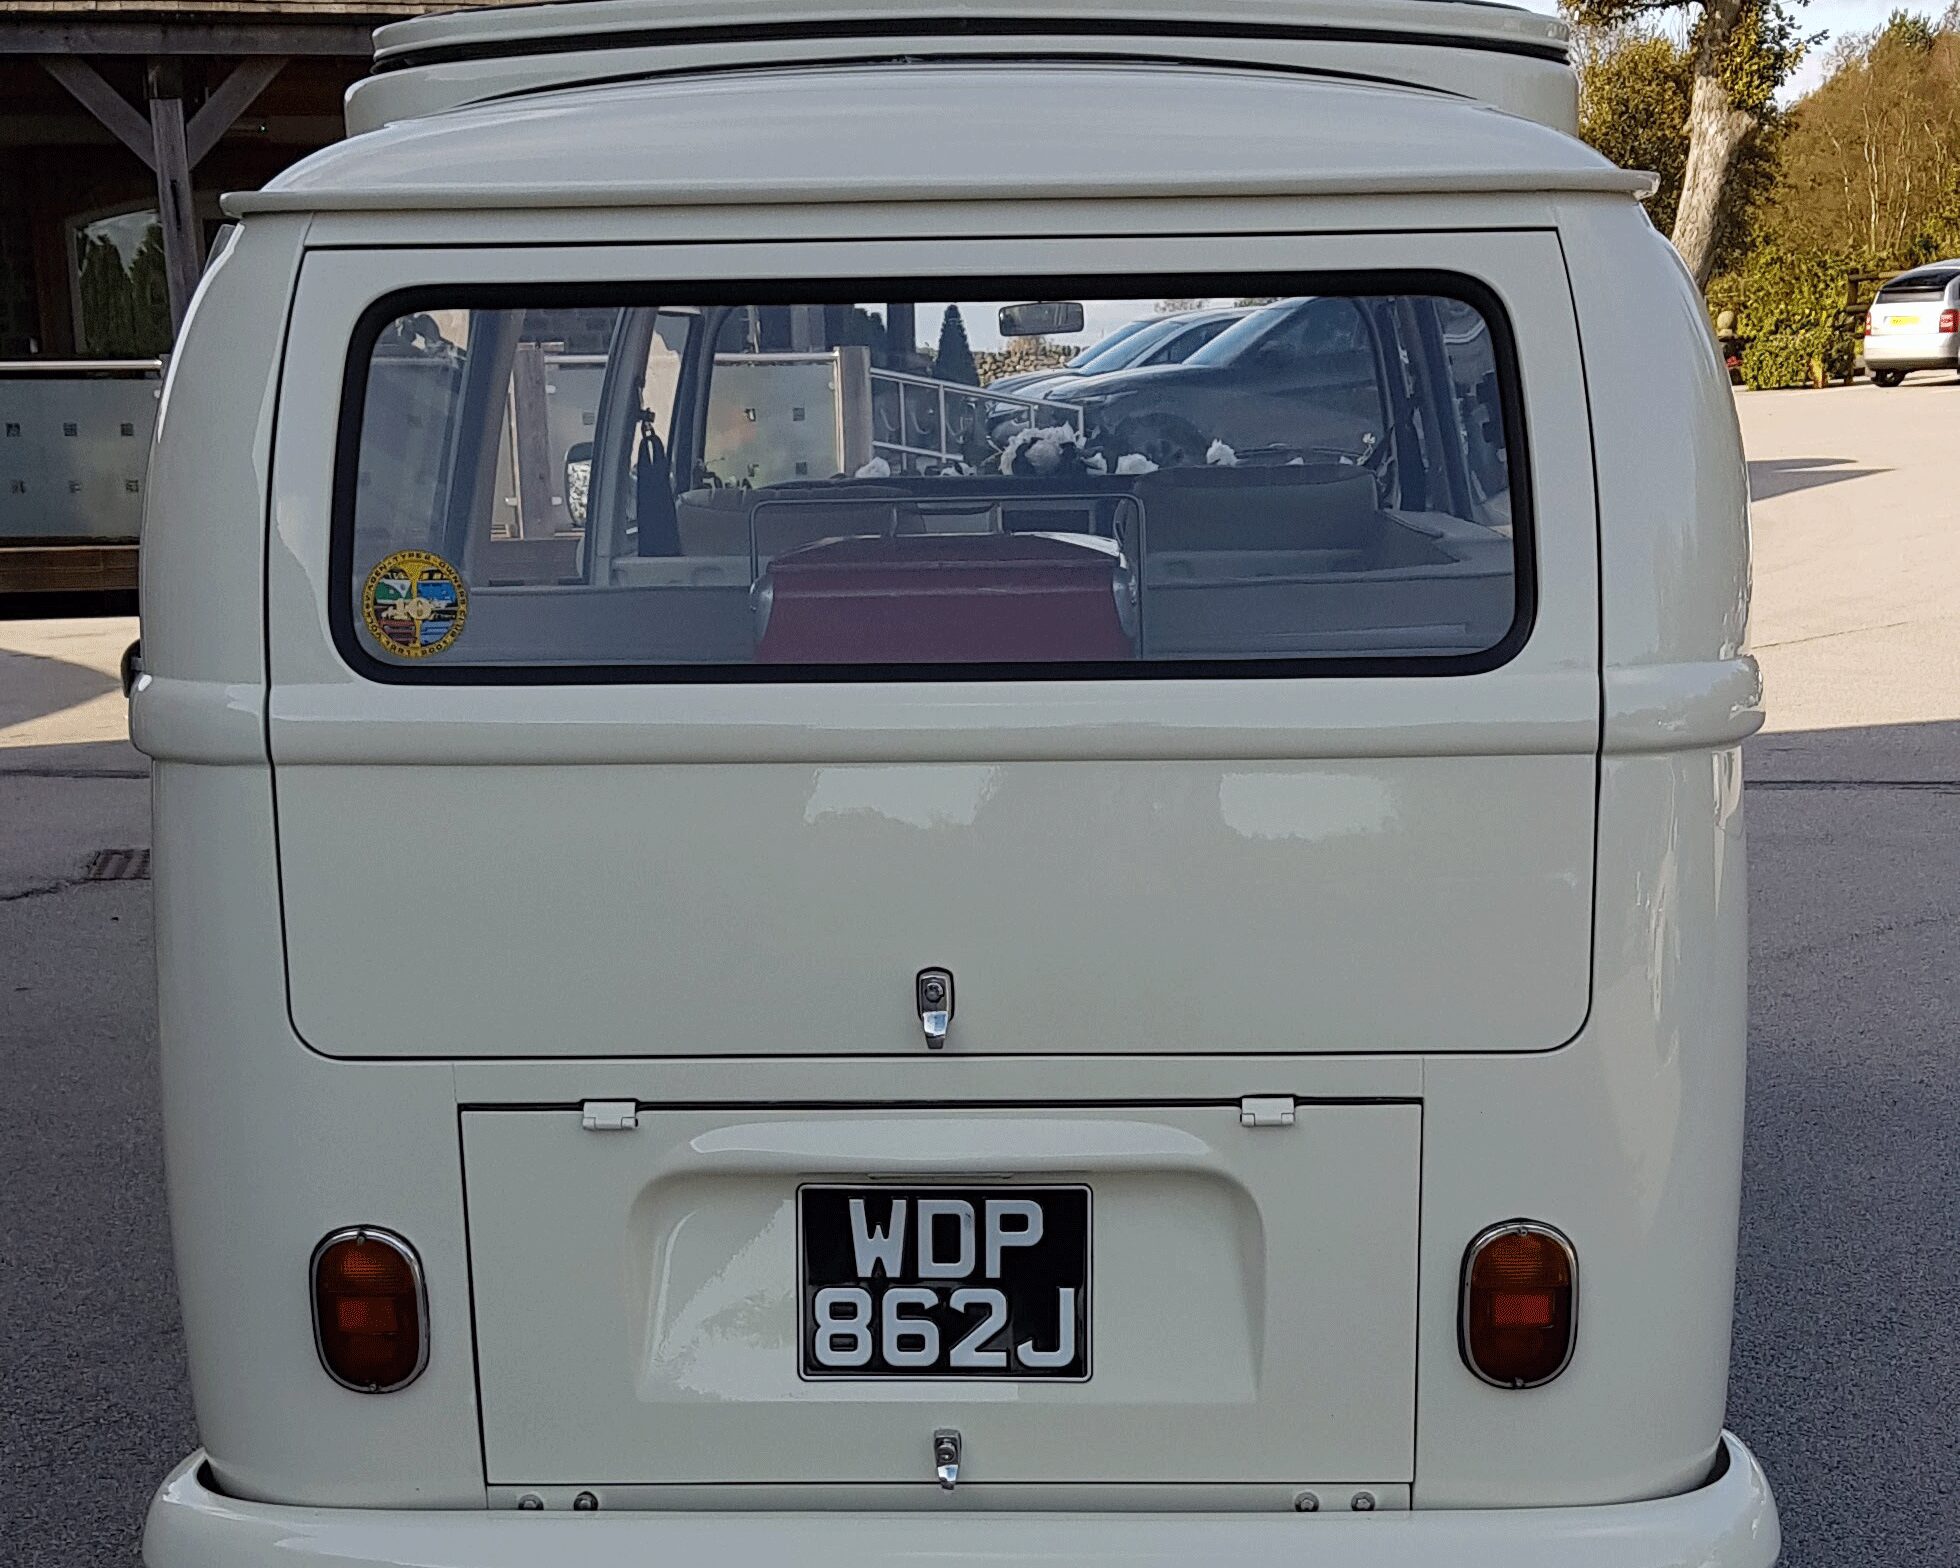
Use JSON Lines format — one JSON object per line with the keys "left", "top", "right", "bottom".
{"left": 362, "top": 550, "right": 467, "bottom": 658}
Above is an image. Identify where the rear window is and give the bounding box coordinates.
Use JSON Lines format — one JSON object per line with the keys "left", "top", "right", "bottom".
{"left": 333, "top": 278, "right": 1529, "bottom": 680}
{"left": 1878, "top": 267, "right": 1960, "bottom": 300}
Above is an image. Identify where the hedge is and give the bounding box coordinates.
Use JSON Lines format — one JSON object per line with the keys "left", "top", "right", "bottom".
{"left": 1740, "top": 325, "right": 1855, "bottom": 389}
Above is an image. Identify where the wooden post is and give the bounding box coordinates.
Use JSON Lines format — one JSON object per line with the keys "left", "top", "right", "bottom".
{"left": 787, "top": 305, "right": 824, "bottom": 353}
{"left": 886, "top": 303, "right": 918, "bottom": 368}
{"left": 509, "top": 341, "right": 556, "bottom": 539}
{"left": 835, "top": 345, "right": 874, "bottom": 475}
{"left": 146, "top": 59, "right": 203, "bottom": 333}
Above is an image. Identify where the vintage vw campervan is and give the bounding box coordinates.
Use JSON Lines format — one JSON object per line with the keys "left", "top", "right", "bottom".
{"left": 133, "top": 3, "right": 1777, "bottom": 1565}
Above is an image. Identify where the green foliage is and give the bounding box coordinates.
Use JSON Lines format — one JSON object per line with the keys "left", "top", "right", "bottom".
{"left": 932, "top": 305, "right": 979, "bottom": 386}
{"left": 1568, "top": 2, "right": 1810, "bottom": 285}
{"left": 1709, "top": 0, "right": 1812, "bottom": 117}
{"left": 1716, "top": 242, "right": 1857, "bottom": 386}
{"left": 1573, "top": 19, "right": 1787, "bottom": 271}
{"left": 1727, "top": 242, "right": 1849, "bottom": 334}
{"left": 1577, "top": 29, "right": 1693, "bottom": 234}
{"left": 74, "top": 223, "right": 171, "bottom": 357}
{"left": 1566, "top": 0, "right": 1811, "bottom": 111}
{"left": 1882, "top": 9, "right": 1936, "bottom": 52}
{"left": 1739, "top": 326, "right": 1849, "bottom": 387}
{"left": 1757, "top": 11, "right": 1960, "bottom": 266}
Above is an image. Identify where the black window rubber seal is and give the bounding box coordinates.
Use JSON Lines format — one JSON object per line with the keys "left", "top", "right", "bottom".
{"left": 326, "top": 267, "right": 1539, "bottom": 687}
{"left": 371, "top": 16, "right": 1572, "bottom": 74}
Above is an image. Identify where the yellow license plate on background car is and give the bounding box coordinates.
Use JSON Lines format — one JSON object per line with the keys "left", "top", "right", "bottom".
{"left": 1891, "top": 315, "right": 1920, "bottom": 327}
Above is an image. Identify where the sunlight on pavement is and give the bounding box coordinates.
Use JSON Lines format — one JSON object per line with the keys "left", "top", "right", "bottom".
{"left": 1739, "top": 383, "right": 1960, "bottom": 735}
{"left": 0, "top": 617, "right": 140, "bottom": 756}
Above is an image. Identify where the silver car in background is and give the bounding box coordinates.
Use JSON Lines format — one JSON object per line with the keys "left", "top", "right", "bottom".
{"left": 1863, "top": 261, "right": 1960, "bottom": 385}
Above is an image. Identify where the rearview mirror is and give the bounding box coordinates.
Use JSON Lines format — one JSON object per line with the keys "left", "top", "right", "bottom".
{"left": 564, "top": 440, "right": 593, "bottom": 528}
{"left": 998, "top": 301, "right": 1085, "bottom": 338}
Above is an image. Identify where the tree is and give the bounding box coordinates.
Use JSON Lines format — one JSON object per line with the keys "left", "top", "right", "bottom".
{"left": 1568, "top": 0, "right": 1809, "bottom": 286}
{"left": 1756, "top": 10, "right": 1960, "bottom": 266}
{"left": 932, "top": 305, "right": 979, "bottom": 385}
{"left": 74, "top": 221, "right": 171, "bottom": 357}
{"left": 1575, "top": 22, "right": 1784, "bottom": 273}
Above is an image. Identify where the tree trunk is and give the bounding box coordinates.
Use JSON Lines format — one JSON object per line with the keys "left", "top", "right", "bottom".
{"left": 1671, "top": 0, "right": 1755, "bottom": 290}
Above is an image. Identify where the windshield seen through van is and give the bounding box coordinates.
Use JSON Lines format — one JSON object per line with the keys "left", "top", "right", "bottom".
{"left": 340, "top": 287, "right": 1523, "bottom": 675}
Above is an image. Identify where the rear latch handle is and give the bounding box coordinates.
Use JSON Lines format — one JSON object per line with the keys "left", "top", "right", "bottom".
{"left": 933, "top": 1427, "right": 962, "bottom": 1490}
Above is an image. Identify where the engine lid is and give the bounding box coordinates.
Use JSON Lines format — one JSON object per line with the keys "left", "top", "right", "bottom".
{"left": 460, "top": 1101, "right": 1421, "bottom": 1491}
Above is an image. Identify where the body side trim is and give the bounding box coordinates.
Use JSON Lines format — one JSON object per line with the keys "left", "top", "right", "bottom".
{"left": 226, "top": 168, "right": 1654, "bottom": 218}
{"left": 1602, "top": 658, "right": 1763, "bottom": 754}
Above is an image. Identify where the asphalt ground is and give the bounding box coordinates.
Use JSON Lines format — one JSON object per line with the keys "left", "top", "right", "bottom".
{"left": 2, "top": 382, "right": 1957, "bottom": 1565}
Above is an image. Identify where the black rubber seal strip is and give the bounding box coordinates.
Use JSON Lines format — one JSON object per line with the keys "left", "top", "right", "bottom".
{"left": 326, "top": 267, "right": 1538, "bottom": 686}
{"left": 373, "top": 16, "right": 1570, "bottom": 74}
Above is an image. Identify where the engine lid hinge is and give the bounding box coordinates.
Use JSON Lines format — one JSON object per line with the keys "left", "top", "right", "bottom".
{"left": 1239, "top": 1095, "right": 1298, "bottom": 1128}
{"left": 580, "top": 1099, "right": 640, "bottom": 1131}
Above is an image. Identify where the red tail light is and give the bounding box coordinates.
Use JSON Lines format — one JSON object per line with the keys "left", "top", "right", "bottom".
{"left": 1940, "top": 309, "right": 1957, "bottom": 333}
{"left": 1460, "top": 1222, "right": 1576, "bottom": 1388}
{"left": 312, "top": 1229, "right": 428, "bottom": 1392}
{"left": 1865, "top": 310, "right": 1877, "bottom": 335}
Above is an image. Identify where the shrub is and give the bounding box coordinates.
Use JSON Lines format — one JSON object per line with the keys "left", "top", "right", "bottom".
{"left": 1733, "top": 244, "right": 1848, "bottom": 335}
{"left": 1741, "top": 325, "right": 1851, "bottom": 389}
{"left": 1721, "top": 242, "right": 1859, "bottom": 386}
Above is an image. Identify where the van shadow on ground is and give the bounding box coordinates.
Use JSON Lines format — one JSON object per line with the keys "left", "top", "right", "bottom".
{"left": 1746, "top": 457, "right": 1887, "bottom": 501}
{"left": 0, "top": 648, "right": 118, "bottom": 732}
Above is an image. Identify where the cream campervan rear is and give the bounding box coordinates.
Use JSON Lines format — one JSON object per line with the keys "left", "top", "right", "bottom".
{"left": 134, "top": 8, "right": 1775, "bottom": 1566}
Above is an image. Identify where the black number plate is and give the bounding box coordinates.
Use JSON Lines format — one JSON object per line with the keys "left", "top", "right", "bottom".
{"left": 798, "top": 1185, "right": 1090, "bottom": 1380}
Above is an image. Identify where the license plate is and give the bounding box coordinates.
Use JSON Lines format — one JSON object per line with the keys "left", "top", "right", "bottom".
{"left": 1890, "top": 314, "right": 1920, "bottom": 328}
{"left": 798, "top": 1184, "right": 1090, "bottom": 1380}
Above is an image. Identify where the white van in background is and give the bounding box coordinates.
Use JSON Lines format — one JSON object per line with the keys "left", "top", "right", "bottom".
{"left": 132, "top": 4, "right": 1776, "bottom": 1566}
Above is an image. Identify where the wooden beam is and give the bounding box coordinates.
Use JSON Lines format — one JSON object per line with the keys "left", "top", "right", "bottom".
{"left": 147, "top": 60, "right": 202, "bottom": 333}
{"left": 39, "top": 55, "right": 154, "bottom": 169}
{"left": 2, "top": 22, "right": 375, "bottom": 56}
{"left": 186, "top": 55, "right": 287, "bottom": 167}
{"left": 508, "top": 343, "right": 557, "bottom": 540}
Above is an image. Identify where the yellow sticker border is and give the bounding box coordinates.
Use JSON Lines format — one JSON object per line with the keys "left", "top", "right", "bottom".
{"left": 361, "top": 549, "right": 469, "bottom": 660}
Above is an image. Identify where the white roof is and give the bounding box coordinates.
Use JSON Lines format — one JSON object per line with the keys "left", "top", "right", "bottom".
{"left": 236, "top": 60, "right": 1641, "bottom": 215}
{"left": 369, "top": 0, "right": 1570, "bottom": 64}
{"left": 345, "top": 0, "right": 1579, "bottom": 135}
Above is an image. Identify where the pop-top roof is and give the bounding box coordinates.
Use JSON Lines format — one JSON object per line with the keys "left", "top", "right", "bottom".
{"left": 345, "top": 0, "right": 1579, "bottom": 135}
{"left": 233, "top": 59, "right": 1644, "bottom": 217}
{"left": 368, "top": 0, "right": 1569, "bottom": 67}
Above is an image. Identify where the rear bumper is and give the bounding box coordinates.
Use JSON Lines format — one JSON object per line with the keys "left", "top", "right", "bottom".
{"left": 145, "top": 1434, "right": 1779, "bottom": 1568}
{"left": 1862, "top": 331, "right": 1958, "bottom": 369}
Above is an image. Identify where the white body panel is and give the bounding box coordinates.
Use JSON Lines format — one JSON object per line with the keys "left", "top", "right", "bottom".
{"left": 247, "top": 63, "right": 1635, "bottom": 218}
{"left": 133, "top": 20, "right": 1772, "bottom": 1568}
{"left": 264, "top": 227, "right": 1600, "bottom": 1061}
{"left": 463, "top": 1104, "right": 1419, "bottom": 1486}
